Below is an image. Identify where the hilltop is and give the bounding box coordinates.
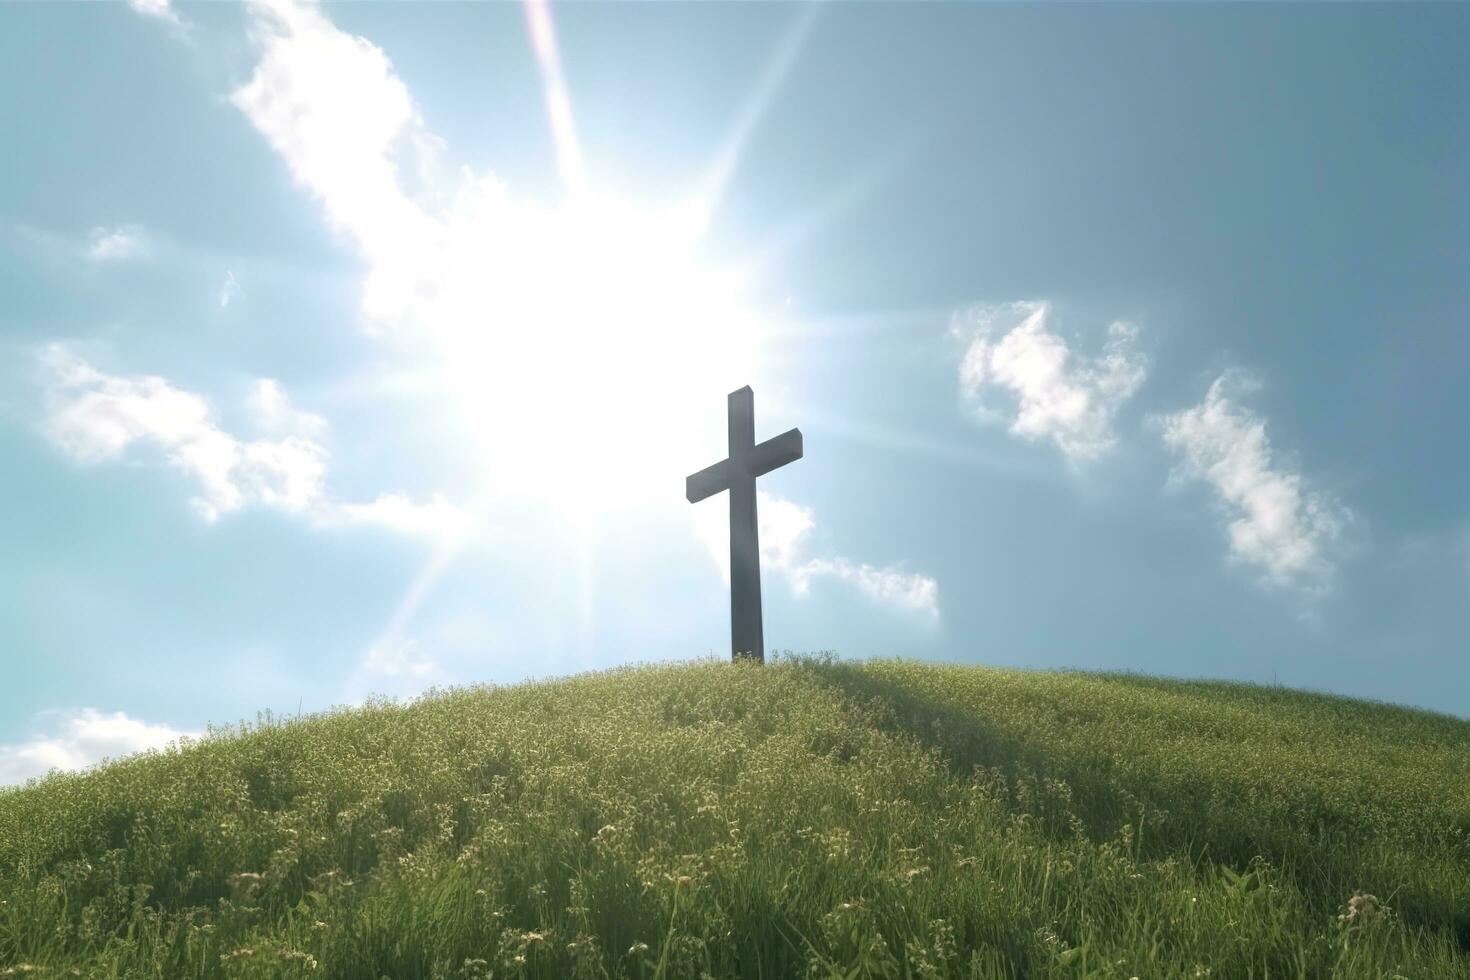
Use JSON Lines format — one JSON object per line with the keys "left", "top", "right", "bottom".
{"left": 1, "top": 657, "right": 1467, "bottom": 978}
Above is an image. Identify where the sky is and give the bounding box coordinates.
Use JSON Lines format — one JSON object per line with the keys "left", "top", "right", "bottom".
{"left": 2, "top": 0, "right": 1467, "bottom": 783}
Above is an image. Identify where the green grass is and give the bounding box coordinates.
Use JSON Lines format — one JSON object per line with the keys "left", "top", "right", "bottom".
{"left": 2, "top": 656, "right": 1467, "bottom": 979}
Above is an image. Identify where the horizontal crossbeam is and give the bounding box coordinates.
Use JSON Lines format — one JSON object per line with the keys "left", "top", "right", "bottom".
{"left": 685, "top": 427, "right": 803, "bottom": 503}
{"left": 749, "top": 428, "right": 803, "bottom": 478}
{"left": 686, "top": 459, "right": 731, "bottom": 504}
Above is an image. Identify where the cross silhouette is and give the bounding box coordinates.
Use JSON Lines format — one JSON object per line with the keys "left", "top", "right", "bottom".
{"left": 686, "top": 386, "right": 803, "bottom": 663}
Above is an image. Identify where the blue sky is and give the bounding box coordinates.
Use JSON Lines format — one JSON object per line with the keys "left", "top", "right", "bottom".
{"left": 2, "top": 1, "right": 1467, "bottom": 782}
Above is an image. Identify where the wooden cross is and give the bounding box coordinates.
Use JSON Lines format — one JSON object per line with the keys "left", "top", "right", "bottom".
{"left": 686, "top": 386, "right": 803, "bottom": 663}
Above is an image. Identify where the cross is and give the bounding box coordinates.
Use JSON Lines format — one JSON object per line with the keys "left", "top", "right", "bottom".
{"left": 686, "top": 386, "right": 803, "bottom": 664}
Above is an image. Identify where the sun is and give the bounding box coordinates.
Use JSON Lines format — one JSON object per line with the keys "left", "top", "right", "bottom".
{"left": 421, "top": 185, "right": 765, "bottom": 522}
{"left": 358, "top": 0, "right": 811, "bottom": 527}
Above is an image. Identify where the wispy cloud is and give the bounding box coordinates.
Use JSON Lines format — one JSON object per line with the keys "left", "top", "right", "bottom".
{"left": 127, "top": 0, "right": 181, "bottom": 25}
{"left": 39, "top": 346, "right": 470, "bottom": 537}
{"left": 85, "top": 225, "right": 148, "bottom": 263}
{"left": 693, "top": 491, "right": 939, "bottom": 618}
{"left": 1156, "top": 371, "right": 1351, "bottom": 593}
{"left": 952, "top": 301, "right": 1146, "bottom": 461}
{"left": 790, "top": 557, "right": 940, "bottom": 615}
{"left": 218, "top": 270, "right": 242, "bottom": 309}
{"left": 0, "top": 709, "right": 198, "bottom": 786}
{"left": 363, "top": 638, "right": 440, "bottom": 681}
{"left": 332, "top": 492, "right": 475, "bottom": 542}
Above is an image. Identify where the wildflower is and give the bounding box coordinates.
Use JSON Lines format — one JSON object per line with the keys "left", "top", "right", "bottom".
{"left": 278, "top": 949, "right": 318, "bottom": 970}
{"left": 1338, "top": 891, "right": 1389, "bottom": 926}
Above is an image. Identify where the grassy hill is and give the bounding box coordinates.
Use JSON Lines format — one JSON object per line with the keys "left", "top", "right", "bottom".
{"left": 2, "top": 657, "right": 1467, "bottom": 979}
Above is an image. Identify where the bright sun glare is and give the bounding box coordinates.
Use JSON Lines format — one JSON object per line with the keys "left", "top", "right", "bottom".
{"left": 425, "top": 188, "right": 763, "bottom": 521}
{"left": 400, "top": 0, "right": 795, "bottom": 525}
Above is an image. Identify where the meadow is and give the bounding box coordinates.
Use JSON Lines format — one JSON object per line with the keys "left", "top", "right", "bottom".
{"left": 1, "top": 656, "right": 1467, "bottom": 979}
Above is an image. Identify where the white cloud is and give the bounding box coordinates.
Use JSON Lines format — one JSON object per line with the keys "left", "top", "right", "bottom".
{"left": 364, "top": 638, "right": 440, "bottom": 680}
{"left": 232, "top": 0, "right": 439, "bottom": 324}
{"left": 0, "top": 709, "right": 198, "bottom": 786}
{"left": 952, "top": 301, "right": 1146, "bottom": 461}
{"left": 247, "top": 377, "right": 326, "bottom": 439}
{"left": 341, "top": 637, "right": 447, "bottom": 703}
{"left": 85, "top": 225, "right": 148, "bottom": 263}
{"left": 331, "top": 492, "right": 475, "bottom": 541}
{"left": 791, "top": 558, "right": 941, "bottom": 615}
{"left": 127, "top": 0, "right": 179, "bottom": 23}
{"left": 126, "top": 0, "right": 193, "bottom": 45}
{"left": 693, "top": 491, "right": 939, "bottom": 618}
{"left": 40, "top": 347, "right": 469, "bottom": 540}
{"left": 41, "top": 346, "right": 329, "bottom": 522}
{"left": 1156, "top": 371, "right": 1351, "bottom": 592}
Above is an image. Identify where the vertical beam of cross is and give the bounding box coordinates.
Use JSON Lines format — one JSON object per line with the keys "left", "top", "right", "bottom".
{"left": 686, "top": 386, "right": 803, "bottom": 663}
{"left": 726, "top": 387, "right": 762, "bottom": 662}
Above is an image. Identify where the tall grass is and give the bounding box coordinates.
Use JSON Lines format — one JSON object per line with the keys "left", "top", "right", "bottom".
{"left": 1, "top": 657, "right": 1466, "bottom": 978}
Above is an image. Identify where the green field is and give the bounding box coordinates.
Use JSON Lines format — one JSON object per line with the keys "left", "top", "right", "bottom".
{"left": 2, "top": 657, "right": 1467, "bottom": 979}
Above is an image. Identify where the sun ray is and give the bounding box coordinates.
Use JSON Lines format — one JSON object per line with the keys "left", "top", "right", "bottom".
{"left": 521, "top": 0, "right": 587, "bottom": 196}
{"left": 358, "top": 541, "right": 461, "bottom": 685}
{"left": 356, "top": 487, "right": 502, "bottom": 682}
{"left": 739, "top": 138, "right": 918, "bottom": 283}
{"left": 692, "top": 3, "right": 825, "bottom": 231}
{"left": 799, "top": 410, "right": 1048, "bottom": 479}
